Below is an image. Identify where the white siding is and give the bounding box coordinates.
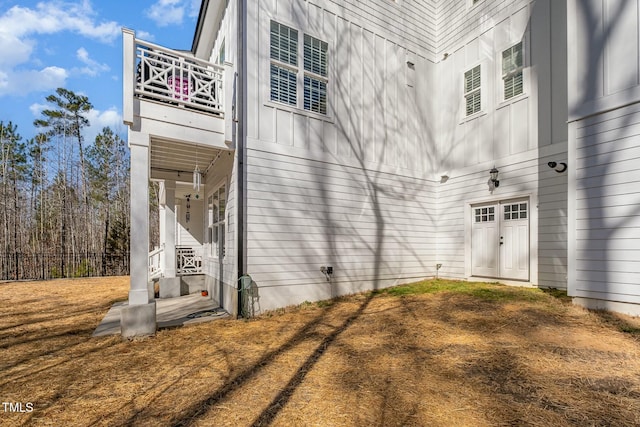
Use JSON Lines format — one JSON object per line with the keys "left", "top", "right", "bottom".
{"left": 570, "top": 104, "right": 640, "bottom": 304}
{"left": 568, "top": 0, "right": 640, "bottom": 121}
{"left": 176, "top": 200, "right": 204, "bottom": 247}
{"left": 433, "top": 0, "right": 568, "bottom": 288}
{"left": 245, "top": 147, "right": 437, "bottom": 312}
{"left": 567, "top": 0, "right": 640, "bottom": 311}
{"left": 435, "top": 145, "right": 567, "bottom": 288}
{"left": 437, "top": 0, "right": 567, "bottom": 172}
{"left": 207, "top": 0, "right": 572, "bottom": 313}
{"left": 248, "top": 0, "right": 436, "bottom": 174}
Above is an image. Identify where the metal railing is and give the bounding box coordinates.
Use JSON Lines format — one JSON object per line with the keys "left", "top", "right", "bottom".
{"left": 135, "top": 38, "right": 224, "bottom": 115}
{"left": 0, "top": 252, "right": 129, "bottom": 281}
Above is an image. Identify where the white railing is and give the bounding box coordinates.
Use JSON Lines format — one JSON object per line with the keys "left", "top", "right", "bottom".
{"left": 176, "top": 246, "right": 203, "bottom": 275}
{"left": 149, "top": 246, "right": 163, "bottom": 279}
{"left": 134, "top": 38, "right": 224, "bottom": 115}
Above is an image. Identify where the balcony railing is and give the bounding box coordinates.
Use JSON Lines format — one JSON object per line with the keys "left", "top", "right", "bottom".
{"left": 176, "top": 246, "right": 203, "bottom": 275}
{"left": 149, "top": 246, "right": 163, "bottom": 279}
{"left": 133, "top": 38, "right": 224, "bottom": 115}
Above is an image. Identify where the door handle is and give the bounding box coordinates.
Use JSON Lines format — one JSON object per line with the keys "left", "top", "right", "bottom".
{"left": 500, "top": 236, "right": 504, "bottom": 245}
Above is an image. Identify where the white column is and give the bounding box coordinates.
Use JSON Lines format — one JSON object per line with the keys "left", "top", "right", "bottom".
{"left": 122, "top": 28, "right": 135, "bottom": 127}
{"left": 163, "top": 180, "right": 177, "bottom": 277}
{"left": 129, "top": 132, "right": 151, "bottom": 305}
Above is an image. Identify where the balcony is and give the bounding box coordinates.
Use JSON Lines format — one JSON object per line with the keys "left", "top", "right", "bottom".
{"left": 122, "top": 28, "right": 232, "bottom": 150}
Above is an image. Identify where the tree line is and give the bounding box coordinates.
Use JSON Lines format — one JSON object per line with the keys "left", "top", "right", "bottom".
{"left": 0, "top": 88, "right": 130, "bottom": 280}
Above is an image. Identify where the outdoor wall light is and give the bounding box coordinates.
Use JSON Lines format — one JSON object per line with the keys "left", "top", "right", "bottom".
{"left": 548, "top": 161, "right": 567, "bottom": 173}
{"left": 489, "top": 167, "right": 500, "bottom": 187}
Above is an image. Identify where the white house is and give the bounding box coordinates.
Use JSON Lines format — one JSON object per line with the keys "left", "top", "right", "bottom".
{"left": 120, "top": 0, "right": 640, "bottom": 337}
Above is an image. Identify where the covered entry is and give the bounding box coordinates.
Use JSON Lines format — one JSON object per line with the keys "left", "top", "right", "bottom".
{"left": 471, "top": 198, "right": 529, "bottom": 281}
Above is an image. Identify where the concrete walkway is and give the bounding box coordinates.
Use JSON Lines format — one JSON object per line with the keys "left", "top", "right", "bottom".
{"left": 93, "top": 293, "right": 229, "bottom": 337}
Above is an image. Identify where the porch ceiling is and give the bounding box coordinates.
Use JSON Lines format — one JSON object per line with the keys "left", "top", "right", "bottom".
{"left": 150, "top": 138, "right": 224, "bottom": 182}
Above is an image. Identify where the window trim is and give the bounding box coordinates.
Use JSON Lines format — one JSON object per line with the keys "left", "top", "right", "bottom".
{"left": 207, "top": 181, "right": 227, "bottom": 260}
{"left": 464, "top": 64, "right": 482, "bottom": 117}
{"left": 266, "top": 19, "right": 332, "bottom": 119}
{"left": 501, "top": 41, "right": 525, "bottom": 101}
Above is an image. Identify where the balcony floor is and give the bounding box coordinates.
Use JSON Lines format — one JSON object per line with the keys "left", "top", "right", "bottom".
{"left": 93, "top": 293, "right": 228, "bottom": 337}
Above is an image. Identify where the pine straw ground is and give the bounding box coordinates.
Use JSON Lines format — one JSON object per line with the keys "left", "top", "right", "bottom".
{"left": 1, "top": 278, "right": 640, "bottom": 426}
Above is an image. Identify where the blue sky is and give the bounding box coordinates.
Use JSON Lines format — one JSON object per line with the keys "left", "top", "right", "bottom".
{"left": 0, "top": 0, "right": 202, "bottom": 143}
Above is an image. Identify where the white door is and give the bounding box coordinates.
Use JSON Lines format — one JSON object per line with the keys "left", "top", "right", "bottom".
{"left": 471, "top": 205, "right": 499, "bottom": 277}
{"left": 471, "top": 199, "right": 529, "bottom": 281}
{"left": 499, "top": 201, "right": 529, "bottom": 280}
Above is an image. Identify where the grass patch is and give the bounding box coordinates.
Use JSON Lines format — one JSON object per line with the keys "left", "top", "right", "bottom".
{"left": 380, "top": 278, "right": 481, "bottom": 296}
{"left": 380, "top": 278, "right": 549, "bottom": 303}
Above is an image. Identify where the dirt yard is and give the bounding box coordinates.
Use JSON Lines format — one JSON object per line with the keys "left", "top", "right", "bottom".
{"left": 1, "top": 277, "right": 640, "bottom": 426}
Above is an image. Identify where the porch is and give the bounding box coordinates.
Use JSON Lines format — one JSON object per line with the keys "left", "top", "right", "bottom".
{"left": 149, "top": 245, "right": 204, "bottom": 280}
{"left": 122, "top": 28, "right": 236, "bottom": 337}
{"left": 93, "top": 293, "right": 228, "bottom": 337}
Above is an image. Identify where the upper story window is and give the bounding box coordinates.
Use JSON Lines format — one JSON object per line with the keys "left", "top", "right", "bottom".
{"left": 464, "top": 65, "right": 482, "bottom": 116}
{"left": 219, "top": 40, "right": 225, "bottom": 65}
{"left": 502, "top": 42, "right": 524, "bottom": 100}
{"left": 303, "top": 34, "right": 328, "bottom": 114}
{"left": 270, "top": 20, "right": 329, "bottom": 115}
{"left": 270, "top": 21, "right": 298, "bottom": 106}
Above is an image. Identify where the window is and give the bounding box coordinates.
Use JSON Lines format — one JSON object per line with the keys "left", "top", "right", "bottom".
{"left": 303, "top": 34, "right": 328, "bottom": 114}
{"left": 464, "top": 65, "right": 482, "bottom": 116}
{"left": 475, "top": 207, "right": 495, "bottom": 223}
{"left": 504, "top": 202, "right": 527, "bottom": 220}
{"left": 207, "top": 184, "right": 226, "bottom": 258}
{"left": 270, "top": 21, "right": 329, "bottom": 115}
{"left": 502, "top": 42, "right": 524, "bottom": 100}
{"left": 219, "top": 40, "right": 225, "bottom": 65}
{"left": 270, "top": 21, "right": 298, "bottom": 106}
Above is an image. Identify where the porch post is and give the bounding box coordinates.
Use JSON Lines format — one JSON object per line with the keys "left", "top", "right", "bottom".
{"left": 162, "top": 180, "right": 177, "bottom": 278}
{"left": 122, "top": 131, "right": 156, "bottom": 337}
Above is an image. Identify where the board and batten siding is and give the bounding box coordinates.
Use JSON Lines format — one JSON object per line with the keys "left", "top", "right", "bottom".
{"left": 436, "top": 0, "right": 567, "bottom": 172}
{"left": 568, "top": 0, "right": 640, "bottom": 314}
{"left": 238, "top": 0, "right": 439, "bottom": 311}
{"left": 433, "top": 0, "right": 567, "bottom": 288}
{"left": 248, "top": 0, "right": 436, "bottom": 174}
{"left": 244, "top": 146, "right": 437, "bottom": 312}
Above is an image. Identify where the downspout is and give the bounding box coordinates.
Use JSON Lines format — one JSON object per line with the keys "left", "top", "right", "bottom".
{"left": 236, "top": 0, "right": 247, "bottom": 317}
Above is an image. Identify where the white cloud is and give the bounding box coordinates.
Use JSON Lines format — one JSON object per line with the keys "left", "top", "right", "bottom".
{"left": 188, "top": 0, "right": 201, "bottom": 18}
{"left": 0, "top": 1, "right": 120, "bottom": 42}
{"left": 29, "top": 102, "right": 48, "bottom": 117}
{"left": 75, "top": 47, "right": 110, "bottom": 76}
{"left": 0, "top": 32, "right": 34, "bottom": 68}
{"left": 144, "top": 0, "right": 200, "bottom": 26}
{"left": 0, "top": 66, "right": 68, "bottom": 96}
{"left": 28, "top": 103, "right": 123, "bottom": 142}
{"left": 136, "top": 30, "right": 155, "bottom": 41}
{"left": 0, "top": 1, "right": 120, "bottom": 97}
{"left": 84, "top": 107, "right": 123, "bottom": 143}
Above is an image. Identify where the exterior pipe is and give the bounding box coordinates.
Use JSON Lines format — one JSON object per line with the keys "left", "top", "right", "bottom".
{"left": 236, "top": 0, "right": 247, "bottom": 317}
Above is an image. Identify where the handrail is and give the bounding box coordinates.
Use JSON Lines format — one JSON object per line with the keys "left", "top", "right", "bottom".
{"left": 149, "top": 246, "right": 163, "bottom": 279}
{"left": 176, "top": 246, "right": 203, "bottom": 275}
{"left": 134, "top": 38, "right": 224, "bottom": 115}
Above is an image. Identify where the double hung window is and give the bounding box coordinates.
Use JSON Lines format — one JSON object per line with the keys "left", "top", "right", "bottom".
{"left": 502, "top": 42, "right": 524, "bottom": 100}
{"left": 464, "top": 65, "right": 482, "bottom": 116}
{"left": 207, "top": 184, "right": 226, "bottom": 259}
{"left": 270, "top": 21, "right": 328, "bottom": 115}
